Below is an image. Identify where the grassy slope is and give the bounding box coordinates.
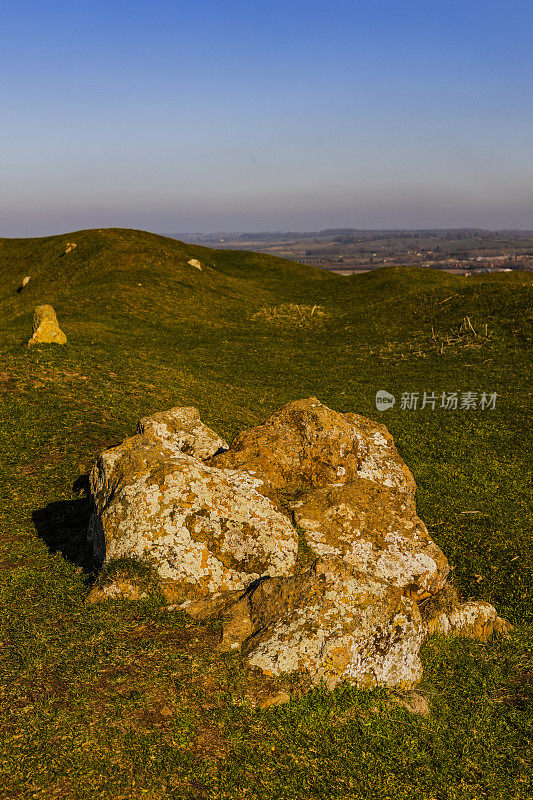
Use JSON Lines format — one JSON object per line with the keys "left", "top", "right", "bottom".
{"left": 0, "top": 228, "right": 531, "bottom": 799}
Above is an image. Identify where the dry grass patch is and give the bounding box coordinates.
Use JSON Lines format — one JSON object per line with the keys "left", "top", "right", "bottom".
{"left": 365, "top": 317, "right": 494, "bottom": 361}
{"left": 252, "top": 303, "right": 326, "bottom": 326}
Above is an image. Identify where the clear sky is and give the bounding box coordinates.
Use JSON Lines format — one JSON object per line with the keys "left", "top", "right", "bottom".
{"left": 2, "top": 0, "right": 532, "bottom": 236}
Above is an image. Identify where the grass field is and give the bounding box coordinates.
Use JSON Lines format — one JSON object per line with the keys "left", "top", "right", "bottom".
{"left": 0, "top": 228, "right": 531, "bottom": 799}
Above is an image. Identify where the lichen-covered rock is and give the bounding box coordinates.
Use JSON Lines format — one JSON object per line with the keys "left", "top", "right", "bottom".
{"left": 211, "top": 398, "right": 445, "bottom": 598}
{"left": 210, "top": 398, "right": 416, "bottom": 504}
{"left": 85, "top": 399, "right": 508, "bottom": 691}
{"left": 220, "top": 557, "right": 425, "bottom": 690}
{"left": 27, "top": 305, "right": 67, "bottom": 346}
{"left": 187, "top": 258, "right": 202, "bottom": 270}
{"left": 292, "top": 479, "right": 448, "bottom": 598}
{"left": 88, "top": 432, "right": 298, "bottom": 605}
{"left": 137, "top": 406, "right": 228, "bottom": 461}
{"left": 425, "top": 600, "right": 499, "bottom": 641}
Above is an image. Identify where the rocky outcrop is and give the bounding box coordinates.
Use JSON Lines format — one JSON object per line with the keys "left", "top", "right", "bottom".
{"left": 211, "top": 398, "right": 447, "bottom": 600}
{"left": 291, "top": 480, "right": 448, "bottom": 598}
{"left": 87, "top": 398, "right": 506, "bottom": 690}
{"left": 27, "top": 305, "right": 67, "bottom": 346}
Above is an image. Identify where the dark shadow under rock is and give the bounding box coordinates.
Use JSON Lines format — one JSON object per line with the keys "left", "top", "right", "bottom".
{"left": 32, "top": 480, "right": 104, "bottom": 579}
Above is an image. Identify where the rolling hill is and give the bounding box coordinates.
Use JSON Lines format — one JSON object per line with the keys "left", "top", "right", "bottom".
{"left": 0, "top": 228, "right": 531, "bottom": 799}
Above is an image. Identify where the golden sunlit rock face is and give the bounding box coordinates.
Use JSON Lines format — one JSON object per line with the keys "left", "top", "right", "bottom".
{"left": 88, "top": 398, "right": 503, "bottom": 690}
{"left": 292, "top": 480, "right": 448, "bottom": 597}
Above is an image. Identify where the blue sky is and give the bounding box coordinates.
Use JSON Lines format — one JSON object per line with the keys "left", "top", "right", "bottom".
{"left": 2, "top": 0, "right": 532, "bottom": 235}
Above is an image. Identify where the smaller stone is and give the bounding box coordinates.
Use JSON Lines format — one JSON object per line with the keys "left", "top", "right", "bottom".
{"left": 28, "top": 305, "right": 67, "bottom": 347}
{"left": 180, "top": 589, "right": 244, "bottom": 622}
{"left": 390, "top": 691, "right": 430, "bottom": 716}
{"left": 85, "top": 580, "right": 148, "bottom": 604}
{"left": 21, "top": 276, "right": 31, "bottom": 289}
{"left": 427, "top": 600, "right": 498, "bottom": 641}
{"left": 187, "top": 258, "right": 202, "bottom": 270}
{"left": 218, "top": 596, "right": 253, "bottom": 651}
{"left": 493, "top": 616, "right": 514, "bottom": 636}
{"left": 65, "top": 242, "right": 77, "bottom": 254}
{"left": 258, "top": 691, "right": 291, "bottom": 710}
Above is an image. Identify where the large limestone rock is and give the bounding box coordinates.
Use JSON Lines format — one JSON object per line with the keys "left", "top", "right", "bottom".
{"left": 211, "top": 398, "right": 447, "bottom": 598}
{"left": 86, "top": 398, "right": 505, "bottom": 691}
{"left": 220, "top": 557, "right": 425, "bottom": 690}
{"left": 28, "top": 305, "right": 67, "bottom": 346}
{"left": 88, "top": 431, "right": 298, "bottom": 605}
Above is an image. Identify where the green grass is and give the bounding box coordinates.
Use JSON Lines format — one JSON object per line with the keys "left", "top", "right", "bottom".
{"left": 0, "top": 228, "right": 531, "bottom": 799}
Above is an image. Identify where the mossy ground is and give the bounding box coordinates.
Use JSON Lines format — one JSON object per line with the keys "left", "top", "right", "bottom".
{"left": 0, "top": 229, "right": 531, "bottom": 799}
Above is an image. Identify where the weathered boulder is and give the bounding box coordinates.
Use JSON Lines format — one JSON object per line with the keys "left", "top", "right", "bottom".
{"left": 187, "top": 258, "right": 202, "bottom": 270}
{"left": 292, "top": 479, "right": 448, "bottom": 598}
{"left": 220, "top": 557, "right": 425, "bottom": 690}
{"left": 209, "top": 398, "right": 416, "bottom": 505}
{"left": 88, "top": 431, "right": 298, "bottom": 605}
{"left": 27, "top": 305, "right": 67, "bottom": 346}
{"left": 85, "top": 398, "right": 508, "bottom": 692}
{"left": 137, "top": 406, "right": 228, "bottom": 461}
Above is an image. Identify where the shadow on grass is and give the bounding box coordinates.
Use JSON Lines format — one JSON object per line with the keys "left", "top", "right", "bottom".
{"left": 32, "top": 475, "right": 104, "bottom": 581}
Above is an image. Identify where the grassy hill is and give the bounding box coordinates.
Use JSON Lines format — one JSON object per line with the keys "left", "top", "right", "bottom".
{"left": 0, "top": 228, "right": 531, "bottom": 799}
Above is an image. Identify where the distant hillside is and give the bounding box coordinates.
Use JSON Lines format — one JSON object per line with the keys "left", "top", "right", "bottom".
{"left": 1, "top": 227, "right": 529, "bottom": 349}
{"left": 163, "top": 228, "right": 533, "bottom": 274}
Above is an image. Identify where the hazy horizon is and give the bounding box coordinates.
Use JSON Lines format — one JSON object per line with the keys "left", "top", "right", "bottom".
{"left": 3, "top": 0, "right": 533, "bottom": 237}
{"left": 5, "top": 225, "right": 533, "bottom": 243}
